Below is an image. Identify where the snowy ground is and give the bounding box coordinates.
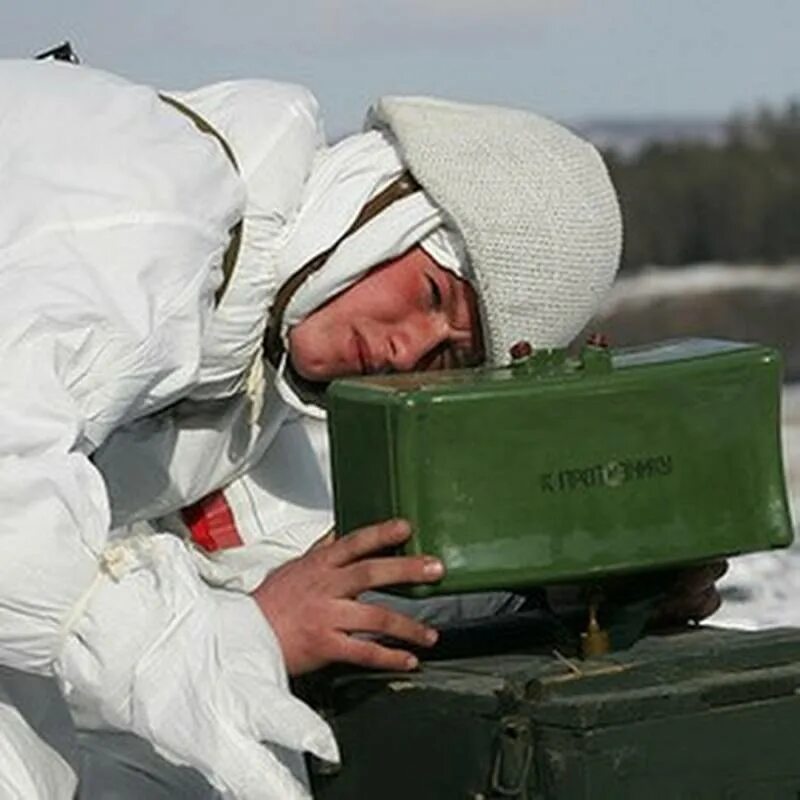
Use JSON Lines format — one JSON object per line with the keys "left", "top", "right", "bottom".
{"left": 709, "top": 383, "right": 800, "bottom": 629}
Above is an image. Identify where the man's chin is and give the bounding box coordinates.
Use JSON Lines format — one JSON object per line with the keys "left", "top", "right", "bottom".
{"left": 289, "top": 353, "right": 357, "bottom": 383}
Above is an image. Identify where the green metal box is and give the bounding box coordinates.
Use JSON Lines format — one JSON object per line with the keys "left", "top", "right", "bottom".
{"left": 327, "top": 339, "right": 793, "bottom": 596}
{"left": 308, "top": 626, "right": 800, "bottom": 800}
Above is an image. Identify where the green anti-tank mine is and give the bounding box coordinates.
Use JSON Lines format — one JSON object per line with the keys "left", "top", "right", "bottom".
{"left": 327, "top": 338, "right": 794, "bottom": 597}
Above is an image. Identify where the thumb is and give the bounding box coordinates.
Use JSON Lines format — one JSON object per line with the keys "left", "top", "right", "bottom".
{"left": 225, "top": 679, "right": 340, "bottom": 764}
{"left": 210, "top": 732, "right": 313, "bottom": 800}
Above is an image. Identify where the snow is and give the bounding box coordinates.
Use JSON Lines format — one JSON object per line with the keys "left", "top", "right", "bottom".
{"left": 604, "top": 264, "right": 800, "bottom": 310}
{"left": 591, "top": 264, "right": 800, "bottom": 630}
{"left": 710, "top": 383, "right": 800, "bottom": 629}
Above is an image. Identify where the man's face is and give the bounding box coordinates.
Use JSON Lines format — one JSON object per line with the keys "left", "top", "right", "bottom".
{"left": 288, "top": 245, "right": 483, "bottom": 381}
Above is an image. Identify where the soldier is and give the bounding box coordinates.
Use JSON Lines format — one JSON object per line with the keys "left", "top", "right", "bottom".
{"left": 0, "top": 58, "right": 720, "bottom": 798}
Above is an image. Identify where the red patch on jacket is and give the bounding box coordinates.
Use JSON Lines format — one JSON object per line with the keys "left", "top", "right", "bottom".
{"left": 182, "top": 491, "right": 243, "bottom": 552}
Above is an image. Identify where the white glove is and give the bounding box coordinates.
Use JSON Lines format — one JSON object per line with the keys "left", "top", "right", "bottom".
{"left": 58, "top": 534, "right": 338, "bottom": 800}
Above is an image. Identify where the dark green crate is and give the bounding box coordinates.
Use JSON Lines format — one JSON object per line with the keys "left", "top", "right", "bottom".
{"left": 308, "top": 626, "right": 800, "bottom": 800}
{"left": 327, "top": 339, "right": 793, "bottom": 596}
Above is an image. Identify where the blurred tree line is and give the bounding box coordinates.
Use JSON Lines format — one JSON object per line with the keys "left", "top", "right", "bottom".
{"left": 605, "top": 101, "right": 800, "bottom": 272}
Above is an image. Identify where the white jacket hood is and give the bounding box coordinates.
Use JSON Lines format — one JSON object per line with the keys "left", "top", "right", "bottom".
{"left": 172, "top": 85, "right": 467, "bottom": 421}
{"left": 270, "top": 129, "right": 467, "bottom": 416}
{"left": 0, "top": 62, "right": 340, "bottom": 800}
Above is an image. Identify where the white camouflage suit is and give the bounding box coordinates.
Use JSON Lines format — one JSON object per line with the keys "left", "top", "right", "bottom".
{"left": 0, "top": 58, "right": 335, "bottom": 799}
{"left": 0, "top": 59, "right": 522, "bottom": 799}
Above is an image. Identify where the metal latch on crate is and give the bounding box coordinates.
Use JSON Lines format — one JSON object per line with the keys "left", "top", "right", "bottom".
{"left": 487, "top": 717, "right": 534, "bottom": 798}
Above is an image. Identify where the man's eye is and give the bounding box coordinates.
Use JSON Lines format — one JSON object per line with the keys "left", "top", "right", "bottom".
{"left": 427, "top": 275, "right": 443, "bottom": 309}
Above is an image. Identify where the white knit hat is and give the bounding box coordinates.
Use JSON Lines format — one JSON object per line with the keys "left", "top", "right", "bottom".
{"left": 368, "top": 96, "right": 623, "bottom": 366}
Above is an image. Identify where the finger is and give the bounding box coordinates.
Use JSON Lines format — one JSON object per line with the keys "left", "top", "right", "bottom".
{"left": 659, "top": 586, "right": 720, "bottom": 625}
{"left": 329, "top": 633, "right": 420, "bottom": 672}
{"left": 694, "top": 587, "right": 722, "bottom": 620}
{"left": 673, "top": 560, "right": 729, "bottom": 593}
{"left": 709, "top": 559, "right": 729, "bottom": 580}
{"left": 696, "top": 559, "right": 729, "bottom": 585}
{"left": 339, "top": 555, "right": 444, "bottom": 595}
{"left": 335, "top": 600, "right": 439, "bottom": 648}
{"left": 325, "top": 519, "right": 413, "bottom": 567}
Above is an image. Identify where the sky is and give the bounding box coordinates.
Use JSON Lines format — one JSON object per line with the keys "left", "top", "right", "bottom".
{"left": 0, "top": 0, "right": 795, "bottom": 136}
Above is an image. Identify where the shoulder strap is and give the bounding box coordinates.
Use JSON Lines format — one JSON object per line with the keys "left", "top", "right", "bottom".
{"left": 263, "top": 171, "right": 421, "bottom": 369}
{"left": 159, "top": 93, "right": 242, "bottom": 306}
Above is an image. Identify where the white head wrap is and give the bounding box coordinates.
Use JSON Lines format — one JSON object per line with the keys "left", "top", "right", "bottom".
{"left": 277, "top": 130, "right": 466, "bottom": 326}
{"left": 272, "top": 129, "right": 468, "bottom": 414}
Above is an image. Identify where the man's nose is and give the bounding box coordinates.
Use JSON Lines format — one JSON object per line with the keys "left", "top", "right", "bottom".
{"left": 388, "top": 317, "right": 447, "bottom": 372}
